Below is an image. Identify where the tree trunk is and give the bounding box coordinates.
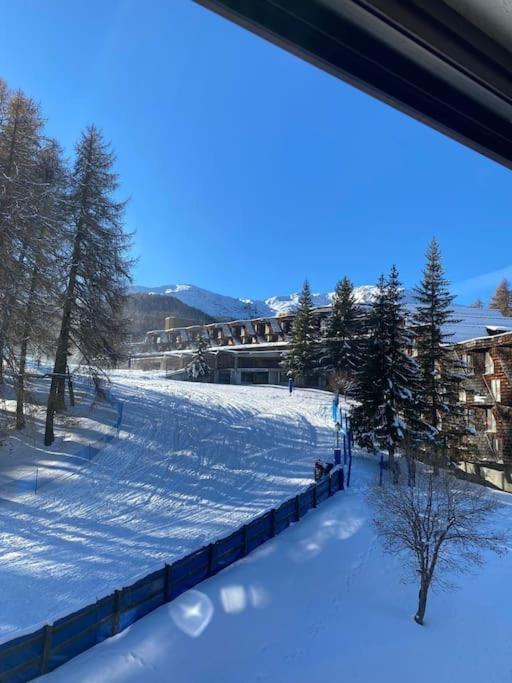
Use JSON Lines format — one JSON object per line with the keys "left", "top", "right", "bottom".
{"left": 406, "top": 454, "right": 416, "bottom": 487}
{"left": 15, "top": 242, "right": 43, "bottom": 429}
{"left": 15, "top": 335, "right": 29, "bottom": 429}
{"left": 414, "top": 576, "right": 430, "bottom": 625}
{"left": 44, "top": 375, "right": 59, "bottom": 446}
{"left": 389, "top": 445, "right": 400, "bottom": 484}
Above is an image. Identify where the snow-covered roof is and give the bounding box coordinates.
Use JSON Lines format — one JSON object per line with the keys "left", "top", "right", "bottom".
{"left": 405, "top": 304, "right": 512, "bottom": 343}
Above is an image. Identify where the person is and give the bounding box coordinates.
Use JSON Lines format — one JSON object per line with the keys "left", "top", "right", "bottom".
{"left": 314, "top": 460, "right": 324, "bottom": 481}
{"left": 288, "top": 376, "right": 294, "bottom": 395}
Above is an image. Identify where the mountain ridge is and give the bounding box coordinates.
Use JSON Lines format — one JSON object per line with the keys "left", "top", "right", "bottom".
{"left": 130, "top": 283, "right": 384, "bottom": 319}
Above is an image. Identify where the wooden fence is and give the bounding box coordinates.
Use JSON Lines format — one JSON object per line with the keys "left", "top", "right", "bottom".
{"left": 0, "top": 468, "right": 345, "bottom": 682}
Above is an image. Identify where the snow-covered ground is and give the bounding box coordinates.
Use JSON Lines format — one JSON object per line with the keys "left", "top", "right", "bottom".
{"left": 41, "top": 456, "right": 512, "bottom": 683}
{"left": 0, "top": 372, "right": 117, "bottom": 500}
{"left": 0, "top": 374, "right": 334, "bottom": 642}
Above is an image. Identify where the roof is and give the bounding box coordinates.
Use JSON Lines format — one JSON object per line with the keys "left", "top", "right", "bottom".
{"left": 455, "top": 329, "right": 512, "bottom": 350}
{"left": 196, "top": 0, "right": 512, "bottom": 168}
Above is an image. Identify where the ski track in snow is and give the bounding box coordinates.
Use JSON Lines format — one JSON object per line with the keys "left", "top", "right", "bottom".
{"left": 0, "top": 373, "right": 336, "bottom": 641}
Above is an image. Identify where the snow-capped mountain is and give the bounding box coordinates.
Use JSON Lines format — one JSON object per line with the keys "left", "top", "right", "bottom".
{"left": 130, "top": 282, "right": 511, "bottom": 342}
{"left": 131, "top": 283, "right": 385, "bottom": 319}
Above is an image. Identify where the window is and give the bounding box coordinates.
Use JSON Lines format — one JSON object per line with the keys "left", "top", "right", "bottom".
{"left": 485, "top": 352, "right": 494, "bottom": 374}
{"left": 459, "top": 389, "right": 466, "bottom": 402}
{"left": 486, "top": 409, "right": 496, "bottom": 432}
{"left": 462, "top": 352, "right": 473, "bottom": 374}
{"left": 491, "top": 379, "right": 501, "bottom": 402}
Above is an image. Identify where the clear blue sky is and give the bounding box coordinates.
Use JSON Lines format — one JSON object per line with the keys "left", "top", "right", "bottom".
{"left": 0, "top": 0, "right": 510, "bottom": 303}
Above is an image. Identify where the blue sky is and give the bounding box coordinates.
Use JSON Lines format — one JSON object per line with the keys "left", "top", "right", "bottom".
{"left": 0, "top": 0, "right": 510, "bottom": 303}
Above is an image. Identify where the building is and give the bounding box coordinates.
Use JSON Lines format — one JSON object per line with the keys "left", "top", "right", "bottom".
{"left": 456, "top": 330, "right": 512, "bottom": 491}
{"left": 129, "top": 307, "right": 330, "bottom": 385}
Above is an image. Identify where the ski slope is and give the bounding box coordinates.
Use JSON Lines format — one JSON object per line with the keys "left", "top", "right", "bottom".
{"left": 0, "top": 374, "right": 334, "bottom": 641}
{"left": 41, "top": 457, "right": 512, "bottom": 683}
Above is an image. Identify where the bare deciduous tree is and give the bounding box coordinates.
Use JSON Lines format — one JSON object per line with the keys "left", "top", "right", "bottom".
{"left": 370, "top": 470, "right": 506, "bottom": 625}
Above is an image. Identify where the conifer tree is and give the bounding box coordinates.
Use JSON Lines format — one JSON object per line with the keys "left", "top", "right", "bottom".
{"left": 469, "top": 298, "right": 484, "bottom": 309}
{"left": 44, "top": 126, "right": 131, "bottom": 446}
{"left": 0, "top": 89, "right": 44, "bottom": 381}
{"left": 412, "top": 238, "right": 465, "bottom": 467}
{"left": 187, "top": 331, "right": 210, "bottom": 381}
{"left": 283, "top": 280, "right": 317, "bottom": 385}
{"left": 318, "top": 276, "right": 360, "bottom": 393}
{"left": 352, "top": 267, "right": 425, "bottom": 478}
{"left": 489, "top": 279, "right": 512, "bottom": 316}
{"left": 13, "top": 141, "right": 67, "bottom": 428}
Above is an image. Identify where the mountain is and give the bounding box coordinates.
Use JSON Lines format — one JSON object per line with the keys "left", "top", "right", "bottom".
{"left": 130, "top": 283, "right": 512, "bottom": 342}
{"left": 125, "top": 293, "right": 214, "bottom": 341}
{"left": 130, "top": 283, "right": 384, "bottom": 320}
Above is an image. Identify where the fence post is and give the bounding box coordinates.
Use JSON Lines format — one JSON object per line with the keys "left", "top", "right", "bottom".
{"left": 207, "top": 543, "right": 215, "bottom": 576}
{"left": 312, "top": 483, "right": 317, "bottom": 508}
{"left": 40, "top": 624, "right": 53, "bottom": 675}
{"left": 271, "top": 508, "right": 277, "bottom": 537}
{"left": 328, "top": 475, "right": 332, "bottom": 497}
{"left": 339, "top": 467, "right": 345, "bottom": 491}
{"left": 112, "top": 589, "right": 121, "bottom": 636}
{"left": 295, "top": 494, "right": 301, "bottom": 521}
{"left": 164, "top": 564, "right": 173, "bottom": 602}
{"left": 242, "top": 525, "right": 249, "bottom": 556}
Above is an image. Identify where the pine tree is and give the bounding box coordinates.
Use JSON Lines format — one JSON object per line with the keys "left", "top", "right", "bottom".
{"left": 44, "top": 126, "right": 131, "bottom": 446}
{"left": 0, "top": 89, "right": 44, "bottom": 381}
{"left": 489, "top": 279, "right": 512, "bottom": 316}
{"left": 187, "top": 331, "right": 210, "bottom": 381}
{"left": 13, "top": 141, "right": 68, "bottom": 428}
{"left": 351, "top": 267, "right": 426, "bottom": 478}
{"left": 282, "top": 280, "right": 317, "bottom": 385}
{"left": 469, "top": 298, "right": 484, "bottom": 309}
{"left": 318, "top": 276, "right": 360, "bottom": 393}
{"left": 412, "top": 238, "right": 465, "bottom": 467}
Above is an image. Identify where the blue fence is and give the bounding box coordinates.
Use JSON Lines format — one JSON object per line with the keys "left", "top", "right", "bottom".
{"left": 0, "top": 467, "right": 345, "bottom": 682}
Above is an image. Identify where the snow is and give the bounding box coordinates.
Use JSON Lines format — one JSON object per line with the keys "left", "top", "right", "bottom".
{"left": 131, "top": 283, "right": 510, "bottom": 343}
{"left": 130, "top": 283, "right": 378, "bottom": 318}
{"left": 0, "top": 374, "right": 334, "bottom": 642}
{"left": 41, "top": 456, "right": 512, "bottom": 683}
{"left": 0, "top": 372, "right": 117, "bottom": 500}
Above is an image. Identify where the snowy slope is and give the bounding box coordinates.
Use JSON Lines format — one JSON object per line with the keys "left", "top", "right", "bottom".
{"left": 42, "top": 457, "right": 512, "bottom": 683}
{"left": 0, "top": 375, "right": 335, "bottom": 642}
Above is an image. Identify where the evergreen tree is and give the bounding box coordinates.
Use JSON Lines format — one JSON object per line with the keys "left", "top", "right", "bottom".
{"left": 0, "top": 89, "right": 44, "bottom": 381}
{"left": 282, "top": 280, "right": 317, "bottom": 385}
{"left": 489, "top": 278, "right": 512, "bottom": 316}
{"left": 351, "top": 267, "right": 426, "bottom": 478}
{"left": 318, "top": 276, "right": 360, "bottom": 393}
{"left": 412, "top": 238, "right": 465, "bottom": 467}
{"left": 469, "top": 298, "right": 484, "bottom": 309}
{"left": 13, "top": 140, "right": 68, "bottom": 428}
{"left": 187, "top": 331, "right": 210, "bottom": 381}
{"left": 44, "top": 126, "right": 131, "bottom": 446}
